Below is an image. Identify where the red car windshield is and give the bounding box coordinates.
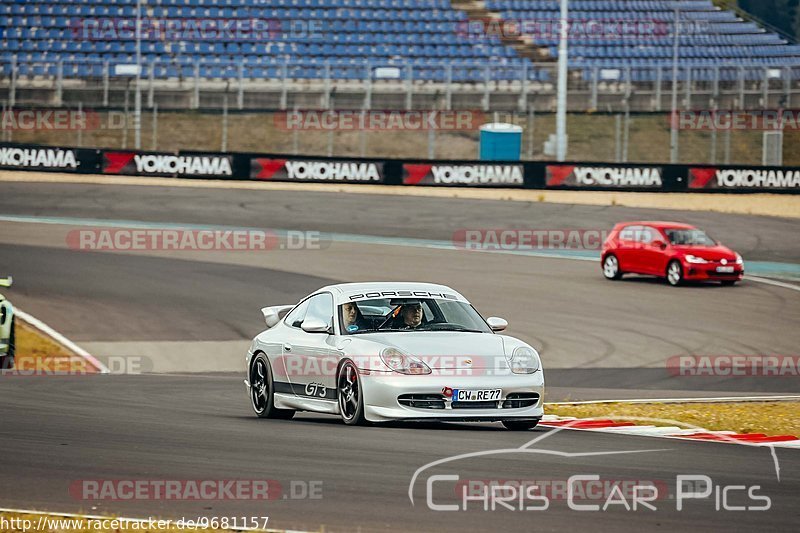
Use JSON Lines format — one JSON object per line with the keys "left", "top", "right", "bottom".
{"left": 664, "top": 229, "right": 716, "bottom": 246}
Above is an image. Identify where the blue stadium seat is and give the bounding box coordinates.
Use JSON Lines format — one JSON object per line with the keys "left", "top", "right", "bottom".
{"left": 2, "top": 0, "right": 799, "bottom": 82}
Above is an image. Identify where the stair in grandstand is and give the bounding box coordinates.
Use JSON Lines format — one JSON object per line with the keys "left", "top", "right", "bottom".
{"left": 450, "top": 0, "right": 550, "bottom": 62}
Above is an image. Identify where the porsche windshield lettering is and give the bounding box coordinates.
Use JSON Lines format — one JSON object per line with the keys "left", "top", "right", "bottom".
{"left": 348, "top": 290, "right": 459, "bottom": 301}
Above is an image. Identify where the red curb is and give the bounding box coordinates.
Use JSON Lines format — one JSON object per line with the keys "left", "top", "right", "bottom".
{"left": 541, "top": 417, "right": 800, "bottom": 446}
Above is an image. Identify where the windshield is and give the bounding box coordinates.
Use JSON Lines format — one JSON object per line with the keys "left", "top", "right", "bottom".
{"left": 338, "top": 298, "right": 492, "bottom": 334}
{"left": 664, "top": 229, "right": 716, "bottom": 246}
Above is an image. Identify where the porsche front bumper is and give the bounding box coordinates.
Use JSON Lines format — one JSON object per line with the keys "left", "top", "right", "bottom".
{"left": 360, "top": 370, "right": 545, "bottom": 423}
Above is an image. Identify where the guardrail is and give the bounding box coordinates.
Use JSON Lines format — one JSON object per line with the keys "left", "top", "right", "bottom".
{"left": 1, "top": 142, "right": 798, "bottom": 193}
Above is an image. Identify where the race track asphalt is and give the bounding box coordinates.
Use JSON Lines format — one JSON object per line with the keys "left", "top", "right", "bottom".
{"left": 0, "top": 374, "right": 797, "bottom": 533}
{"left": 1, "top": 181, "right": 798, "bottom": 385}
{"left": 0, "top": 179, "right": 798, "bottom": 532}
{"left": 1, "top": 181, "right": 798, "bottom": 262}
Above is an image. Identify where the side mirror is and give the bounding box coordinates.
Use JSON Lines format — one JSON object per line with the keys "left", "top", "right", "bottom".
{"left": 487, "top": 317, "right": 508, "bottom": 332}
{"left": 261, "top": 307, "right": 281, "bottom": 328}
{"left": 301, "top": 318, "right": 330, "bottom": 334}
{"left": 652, "top": 240, "right": 668, "bottom": 250}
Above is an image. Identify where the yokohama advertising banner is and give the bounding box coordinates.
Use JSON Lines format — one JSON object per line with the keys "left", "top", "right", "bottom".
{"left": 402, "top": 164, "right": 524, "bottom": 186}
{"left": 250, "top": 158, "right": 385, "bottom": 183}
{"left": 689, "top": 167, "right": 800, "bottom": 191}
{"left": 102, "top": 151, "right": 234, "bottom": 178}
{"left": 546, "top": 164, "right": 664, "bottom": 189}
{"left": 0, "top": 145, "right": 97, "bottom": 173}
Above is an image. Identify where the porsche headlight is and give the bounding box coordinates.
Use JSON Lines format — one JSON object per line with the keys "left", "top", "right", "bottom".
{"left": 380, "top": 348, "right": 431, "bottom": 375}
{"left": 507, "top": 346, "right": 540, "bottom": 374}
{"left": 685, "top": 255, "right": 709, "bottom": 264}
{"left": 735, "top": 253, "right": 744, "bottom": 265}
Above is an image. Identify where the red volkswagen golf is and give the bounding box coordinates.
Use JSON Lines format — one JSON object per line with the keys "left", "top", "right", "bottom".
{"left": 601, "top": 222, "right": 744, "bottom": 286}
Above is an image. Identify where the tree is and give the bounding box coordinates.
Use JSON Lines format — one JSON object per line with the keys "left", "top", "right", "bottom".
{"left": 734, "top": 0, "right": 799, "bottom": 40}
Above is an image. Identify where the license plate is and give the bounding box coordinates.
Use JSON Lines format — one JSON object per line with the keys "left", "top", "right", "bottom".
{"left": 452, "top": 388, "right": 502, "bottom": 402}
{"left": 716, "top": 266, "right": 735, "bottom": 273}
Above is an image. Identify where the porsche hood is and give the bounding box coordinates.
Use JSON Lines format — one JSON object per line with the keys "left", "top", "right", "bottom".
{"left": 351, "top": 331, "right": 509, "bottom": 369}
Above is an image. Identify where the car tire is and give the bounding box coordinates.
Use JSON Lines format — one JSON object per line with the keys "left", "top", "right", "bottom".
{"left": 502, "top": 419, "right": 540, "bottom": 431}
{"left": 666, "top": 260, "right": 684, "bottom": 287}
{"left": 721, "top": 280, "right": 737, "bottom": 286}
{"left": 338, "top": 360, "right": 367, "bottom": 426}
{"left": 249, "top": 353, "right": 295, "bottom": 420}
{"left": 602, "top": 255, "right": 623, "bottom": 280}
{"left": 0, "top": 317, "right": 14, "bottom": 370}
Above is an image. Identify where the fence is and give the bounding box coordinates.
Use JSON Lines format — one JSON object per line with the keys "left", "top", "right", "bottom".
{"left": 2, "top": 58, "right": 800, "bottom": 112}
{"left": 2, "top": 59, "right": 800, "bottom": 165}
{"left": 3, "top": 106, "right": 799, "bottom": 166}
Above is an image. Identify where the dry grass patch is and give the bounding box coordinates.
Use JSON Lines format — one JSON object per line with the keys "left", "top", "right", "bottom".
{"left": 546, "top": 401, "right": 800, "bottom": 437}
{"left": 9, "top": 321, "right": 97, "bottom": 374}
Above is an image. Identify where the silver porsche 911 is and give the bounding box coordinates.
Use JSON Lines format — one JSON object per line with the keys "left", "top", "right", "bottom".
{"left": 244, "top": 282, "right": 544, "bottom": 430}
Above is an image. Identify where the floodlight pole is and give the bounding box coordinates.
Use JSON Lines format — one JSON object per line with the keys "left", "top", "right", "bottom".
{"left": 669, "top": 3, "right": 681, "bottom": 163}
{"left": 556, "top": 0, "right": 569, "bottom": 161}
{"left": 134, "top": 0, "right": 142, "bottom": 150}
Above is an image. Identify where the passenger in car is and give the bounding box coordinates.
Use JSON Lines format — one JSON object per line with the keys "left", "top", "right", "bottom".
{"left": 341, "top": 302, "right": 369, "bottom": 333}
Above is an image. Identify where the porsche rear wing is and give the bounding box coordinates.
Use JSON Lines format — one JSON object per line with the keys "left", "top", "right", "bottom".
{"left": 0, "top": 276, "right": 11, "bottom": 288}
{"left": 261, "top": 305, "right": 294, "bottom": 328}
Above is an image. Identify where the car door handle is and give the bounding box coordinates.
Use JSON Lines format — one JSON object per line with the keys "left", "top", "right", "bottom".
{"left": 283, "top": 343, "right": 292, "bottom": 351}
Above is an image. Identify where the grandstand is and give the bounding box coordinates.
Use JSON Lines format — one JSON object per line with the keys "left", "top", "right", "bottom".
{"left": 488, "top": 0, "right": 800, "bottom": 82}
{"left": 1, "top": 0, "right": 800, "bottom": 112}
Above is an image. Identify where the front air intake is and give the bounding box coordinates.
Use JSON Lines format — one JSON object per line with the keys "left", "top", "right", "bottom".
{"left": 502, "top": 392, "right": 540, "bottom": 409}
{"left": 398, "top": 394, "right": 446, "bottom": 410}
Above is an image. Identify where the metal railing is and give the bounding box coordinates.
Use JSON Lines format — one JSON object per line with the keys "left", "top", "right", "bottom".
{"left": 1, "top": 57, "right": 797, "bottom": 165}
{"left": 2, "top": 57, "right": 800, "bottom": 113}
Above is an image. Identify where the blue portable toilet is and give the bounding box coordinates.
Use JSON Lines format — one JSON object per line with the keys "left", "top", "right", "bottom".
{"left": 479, "top": 123, "right": 522, "bottom": 161}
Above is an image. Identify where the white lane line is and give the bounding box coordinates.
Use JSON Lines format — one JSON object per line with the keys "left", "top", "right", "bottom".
{"left": 1, "top": 213, "right": 800, "bottom": 288}
{"left": 546, "top": 395, "right": 800, "bottom": 405}
{"left": 592, "top": 426, "right": 685, "bottom": 434}
{"left": 2, "top": 212, "right": 799, "bottom": 290}
{"left": 747, "top": 276, "right": 800, "bottom": 292}
{"left": 772, "top": 441, "right": 800, "bottom": 448}
{"left": 14, "top": 309, "right": 109, "bottom": 374}
{"left": 8, "top": 212, "right": 789, "bottom": 283}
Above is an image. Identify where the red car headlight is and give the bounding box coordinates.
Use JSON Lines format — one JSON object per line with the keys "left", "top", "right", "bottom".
{"left": 685, "top": 255, "right": 709, "bottom": 264}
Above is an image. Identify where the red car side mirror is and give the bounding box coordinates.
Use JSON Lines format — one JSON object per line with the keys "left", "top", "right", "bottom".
{"left": 652, "top": 240, "right": 668, "bottom": 250}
